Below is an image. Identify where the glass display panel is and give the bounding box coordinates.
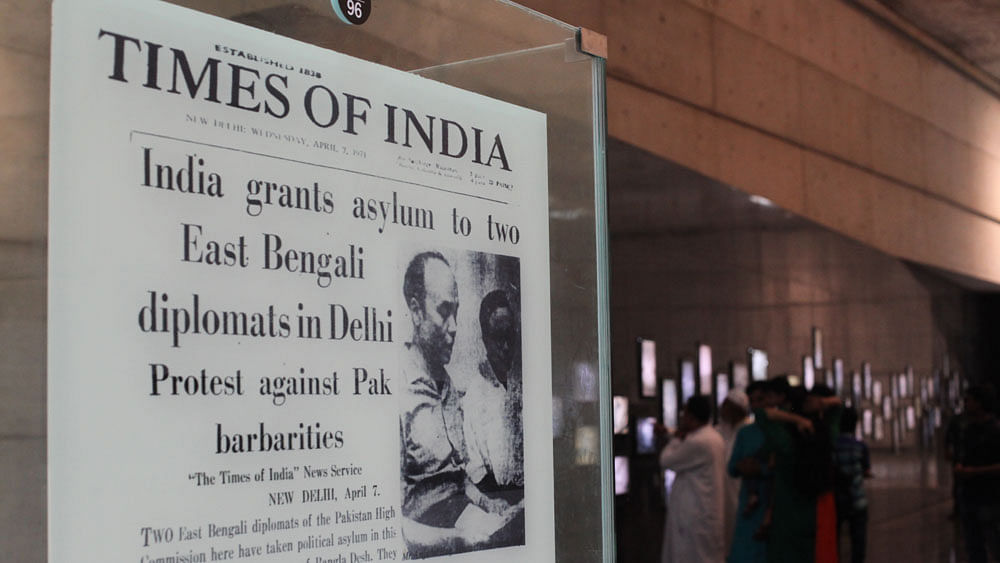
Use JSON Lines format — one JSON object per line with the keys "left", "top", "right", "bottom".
{"left": 716, "top": 373, "right": 730, "bottom": 407}
{"left": 874, "top": 417, "right": 885, "bottom": 441}
{"left": 552, "top": 397, "right": 566, "bottom": 437}
{"left": 812, "top": 327, "right": 823, "bottom": 369}
{"left": 862, "top": 409, "right": 873, "bottom": 436}
{"left": 680, "top": 359, "right": 696, "bottom": 404}
{"left": 748, "top": 348, "right": 768, "bottom": 382}
{"left": 636, "top": 417, "right": 657, "bottom": 455}
{"left": 613, "top": 456, "right": 630, "bottom": 496}
{"left": 662, "top": 379, "right": 678, "bottom": 430}
{"left": 613, "top": 396, "right": 629, "bottom": 435}
{"left": 9, "top": 0, "right": 614, "bottom": 560}
{"left": 574, "top": 426, "right": 599, "bottom": 466}
{"left": 731, "top": 362, "right": 749, "bottom": 390}
{"left": 639, "top": 338, "right": 657, "bottom": 398}
{"left": 573, "top": 361, "right": 599, "bottom": 402}
{"left": 698, "top": 344, "right": 712, "bottom": 395}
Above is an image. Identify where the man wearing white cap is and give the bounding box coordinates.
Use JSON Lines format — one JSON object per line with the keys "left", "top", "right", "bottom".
{"left": 716, "top": 388, "right": 751, "bottom": 554}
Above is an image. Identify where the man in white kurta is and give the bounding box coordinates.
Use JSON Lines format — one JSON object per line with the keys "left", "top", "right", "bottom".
{"left": 660, "top": 395, "right": 727, "bottom": 563}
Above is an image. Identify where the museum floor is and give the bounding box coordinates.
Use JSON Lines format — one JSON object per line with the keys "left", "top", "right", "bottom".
{"left": 617, "top": 445, "right": 967, "bottom": 562}
{"left": 864, "top": 449, "right": 959, "bottom": 563}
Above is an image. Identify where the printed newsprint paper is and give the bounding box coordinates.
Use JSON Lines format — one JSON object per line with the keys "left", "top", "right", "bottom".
{"left": 48, "top": 0, "right": 553, "bottom": 560}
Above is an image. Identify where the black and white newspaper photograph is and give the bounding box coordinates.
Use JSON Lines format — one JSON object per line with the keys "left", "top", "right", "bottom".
{"left": 398, "top": 249, "right": 525, "bottom": 558}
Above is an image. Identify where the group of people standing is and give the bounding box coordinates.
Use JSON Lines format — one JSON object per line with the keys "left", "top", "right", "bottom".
{"left": 659, "top": 377, "right": 871, "bottom": 563}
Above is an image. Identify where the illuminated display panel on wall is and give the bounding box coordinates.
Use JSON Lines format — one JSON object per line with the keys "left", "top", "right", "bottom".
{"left": 680, "top": 359, "right": 696, "bottom": 404}
{"left": 662, "top": 380, "right": 677, "bottom": 430}
{"left": 636, "top": 417, "right": 657, "bottom": 455}
{"left": 698, "top": 344, "right": 712, "bottom": 395}
{"left": 614, "top": 456, "right": 630, "bottom": 496}
{"left": 731, "top": 362, "right": 749, "bottom": 390}
{"left": 812, "top": 327, "right": 823, "bottom": 369}
{"left": 639, "top": 338, "right": 657, "bottom": 398}
{"left": 613, "top": 396, "right": 630, "bottom": 435}
{"left": 749, "top": 348, "right": 768, "bottom": 382}
{"left": 716, "top": 374, "right": 730, "bottom": 407}
{"left": 803, "top": 356, "right": 815, "bottom": 389}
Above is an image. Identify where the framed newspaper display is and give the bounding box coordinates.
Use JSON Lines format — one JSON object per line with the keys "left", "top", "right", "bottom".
{"left": 48, "top": 0, "right": 610, "bottom": 561}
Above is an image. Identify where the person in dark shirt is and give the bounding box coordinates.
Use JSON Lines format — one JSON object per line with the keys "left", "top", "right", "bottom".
{"left": 833, "top": 407, "right": 871, "bottom": 563}
{"left": 955, "top": 385, "right": 1000, "bottom": 563}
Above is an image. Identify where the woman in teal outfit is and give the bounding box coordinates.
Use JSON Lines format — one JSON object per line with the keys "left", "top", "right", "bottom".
{"left": 728, "top": 379, "right": 820, "bottom": 563}
{"left": 727, "top": 414, "right": 769, "bottom": 563}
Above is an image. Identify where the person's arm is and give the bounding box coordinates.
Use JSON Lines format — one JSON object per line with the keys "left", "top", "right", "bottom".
{"left": 660, "top": 429, "right": 707, "bottom": 473}
{"left": 762, "top": 407, "right": 814, "bottom": 434}
{"left": 464, "top": 477, "right": 509, "bottom": 514}
{"left": 462, "top": 406, "right": 489, "bottom": 486}
{"left": 401, "top": 516, "right": 477, "bottom": 556}
{"left": 402, "top": 495, "right": 524, "bottom": 556}
{"left": 954, "top": 463, "right": 1000, "bottom": 477}
{"left": 819, "top": 396, "right": 843, "bottom": 408}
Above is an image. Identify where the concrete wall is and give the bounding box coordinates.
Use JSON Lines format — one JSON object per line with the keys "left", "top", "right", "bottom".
{"left": 522, "top": 0, "right": 1000, "bottom": 287}
{"left": 604, "top": 144, "right": 968, "bottom": 417}
{"left": 610, "top": 227, "right": 940, "bottom": 387}
{"left": 0, "top": 0, "right": 49, "bottom": 559}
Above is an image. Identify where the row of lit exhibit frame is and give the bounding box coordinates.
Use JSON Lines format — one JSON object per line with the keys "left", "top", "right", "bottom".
{"left": 613, "top": 332, "right": 965, "bottom": 496}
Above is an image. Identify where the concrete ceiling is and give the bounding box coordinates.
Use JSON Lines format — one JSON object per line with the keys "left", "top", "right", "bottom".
{"left": 877, "top": 0, "right": 1000, "bottom": 81}
{"left": 607, "top": 138, "right": 811, "bottom": 236}
{"left": 606, "top": 138, "right": 1000, "bottom": 292}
